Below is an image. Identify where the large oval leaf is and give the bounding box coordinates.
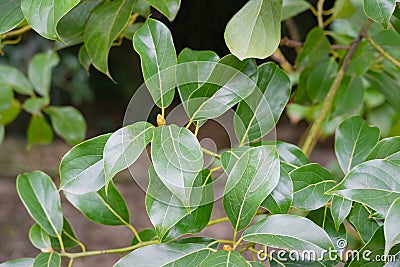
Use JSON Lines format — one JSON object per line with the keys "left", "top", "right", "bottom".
{"left": 242, "top": 214, "right": 336, "bottom": 259}
{"left": 133, "top": 19, "right": 177, "bottom": 109}
{"left": 200, "top": 250, "right": 248, "bottom": 266}
{"left": 222, "top": 145, "right": 280, "bottom": 231}
{"left": 0, "top": 65, "right": 33, "bottom": 95}
{"left": 104, "top": 121, "right": 154, "bottom": 183}
{"left": 60, "top": 133, "right": 111, "bottom": 194}
{"left": 363, "top": 0, "right": 396, "bottom": 28}
{"left": 385, "top": 197, "right": 400, "bottom": 256}
{"left": 145, "top": 0, "right": 181, "bottom": 21}
{"left": 0, "top": 0, "right": 24, "bottom": 34}
{"left": 21, "top": 0, "right": 80, "bottom": 39}
{"left": 335, "top": 116, "right": 380, "bottom": 174}
{"left": 16, "top": 171, "right": 63, "bottom": 237}
{"left": 114, "top": 243, "right": 210, "bottom": 267}
{"left": 224, "top": 0, "right": 282, "bottom": 60}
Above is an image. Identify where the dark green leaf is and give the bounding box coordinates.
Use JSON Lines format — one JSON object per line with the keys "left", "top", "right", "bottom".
{"left": 332, "top": 75, "right": 364, "bottom": 117}
{"left": 224, "top": 0, "right": 282, "bottom": 60}
{"left": 281, "top": 0, "right": 310, "bottom": 20}
{"left": 50, "top": 218, "right": 79, "bottom": 249}
{"left": 363, "top": 0, "right": 396, "bottom": 28}
{"left": 347, "top": 41, "right": 376, "bottom": 76}
{"left": 133, "top": 18, "right": 177, "bottom": 109}
{"left": 16, "top": 171, "right": 63, "bottom": 237}
{"left": 262, "top": 168, "right": 293, "bottom": 214}
{"left": 0, "top": 65, "right": 33, "bottom": 95}
{"left": 33, "top": 253, "right": 60, "bottom": 267}
{"left": 28, "top": 51, "right": 59, "bottom": 97}
{"left": 27, "top": 115, "right": 53, "bottom": 145}
{"left": 20, "top": 0, "right": 80, "bottom": 39}
{"left": 145, "top": 0, "right": 181, "bottom": 21}
{"left": 290, "top": 163, "right": 336, "bottom": 210}
{"left": 0, "top": 258, "right": 34, "bottom": 267}
{"left": 114, "top": 243, "right": 210, "bottom": 267}
{"left": 333, "top": 0, "right": 356, "bottom": 18}
{"left": 0, "top": 0, "right": 24, "bottom": 34}
{"left": 348, "top": 203, "right": 380, "bottom": 243}
{"left": 0, "top": 100, "right": 21, "bottom": 125}
{"left": 78, "top": 45, "right": 91, "bottom": 73}
{"left": 84, "top": 0, "right": 135, "bottom": 78}
{"left": 23, "top": 98, "right": 48, "bottom": 115}
{"left": 131, "top": 228, "right": 157, "bottom": 246}
{"left": 385, "top": 197, "right": 400, "bottom": 256}
{"left": 367, "top": 137, "right": 400, "bottom": 164}
{"left": 275, "top": 141, "right": 309, "bottom": 172}
{"left": 200, "top": 250, "right": 248, "bottom": 266}
{"left": 0, "top": 86, "right": 13, "bottom": 114}
{"left": 64, "top": 182, "right": 130, "bottom": 226}
{"left": 173, "top": 237, "right": 218, "bottom": 249}
{"left": 60, "top": 134, "right": 111, "bottom": 194}
{"left": 335, "top": 116, "right": 380, "bottom": 174}
{"left": 296, "top": 27, "right": 330, "bottom": 68}
{"left": 330, "top": 195, "right": 352, "bottom": 230}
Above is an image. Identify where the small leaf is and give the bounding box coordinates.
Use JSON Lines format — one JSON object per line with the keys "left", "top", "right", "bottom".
{"left": 78, "top": 45, "right": 91, "bottom": 73}
{"left": 385, "top": 197, "right": 400, "bottom": 256}
{"left": 281, "top": 0, "right": 310, "bottom": 20}
{"left": 133, "top": 0, "right": 150, "bottom": 17}
{"left": 28, "top": 51, "right": 59, "bottom": 97}
{"left": 348, "top": 203, "right": 380, "bottom": 243}
{"left": 290, "top": 163, "right": 336, "bottom": 210}
{"left": 330, "top": 195, "right": 352, "bottom": 230}
{"left": 363, "top": 0, "right": 396, "bottom": 28}
{"left": 242, "top": 214, "right": 336, "bottom": 259}
{"left": 133, "top": 18, "right": 177, "bottom": 109}
{"left": 114, "top": 243, "right": 210, "bottom": 267}
{"left": 21, "top": 0, "right": 80, "bottom": 39}
{"left": 367, "top": 136, "right": 400, "bottom": 164}
{"left": 23, "top": 98, "right": 48, "bottom": 115}
{"left": 131, "top": 228, "right": 157, "bottom": 245}
{"left": 44, "top": 106, "right": 86, "bottom": 145}
{"left": 0, "top": 65, "right": 34, "bottom": 95}
{"left": 224, "top": 0, "right": 282, "bottom": 60}
{"left": 335, "top": 116, "right": 380, "bottom": 174}
{"left": 145, "top": 0, "right": 181, "bottom": 21}
{"left": 200, "top": 250, "right": 248, "bottom": 266}
{"left": 332, "top": 75, "right": 364, "bottom": 117}
{"left": 33, "top": 253, "right": 60, "bottom": 267}
{"left": 84, "top": 0, "right": 135, "bottom": 78}
{"left": 64, "top": 182, "right": 130, "bottom": 226}
{"left": 27, "top": 115, "right": 53, "bottom": 145}
{"left": 0, "top": 86, "right": 13, "bottom": 114}
{"left": 17, "top": 171, "right": 63, "bottom": 237}
{"left": 0, "top": 258, "right": 34, "bottom": 267}
{"left": 261, "top": 168, "right": 293, "bottom": 214}
{"left": 0, "top": 0, "right": 24, "bottom": 34}
{"left": 0, "top": 100, "right": 21, "bottom": 125}
{"left": 60, "top": 133, "right": 111, "bottom": 194}
{"left": 296, "top": 27, "right": 330, "bottom": 68}
{"left": 104, "top": 121, "right": 154, "bottom": 183}
{"left": 29, "top": 224, "right": 52, "bottom": 250}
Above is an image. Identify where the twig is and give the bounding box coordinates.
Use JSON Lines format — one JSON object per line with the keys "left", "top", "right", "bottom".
{"left": 363, "top": 33, "right": 400, "bottom": 69}
{"left": 317, "top": 0, "right": 326, "bottom": 28}
{"left": 1, "top": 25, "right": 31, "bottom": 39}
{"left": 270, "top": 48, "right": 295, "bottom": 73}
{"left": 280, "top": 37, "right": 351, "bottom": 50}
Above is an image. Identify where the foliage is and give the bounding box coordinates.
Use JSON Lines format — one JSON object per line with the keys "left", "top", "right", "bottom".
{"left": 1, "top": 0, "right": 400, "bottom": 266}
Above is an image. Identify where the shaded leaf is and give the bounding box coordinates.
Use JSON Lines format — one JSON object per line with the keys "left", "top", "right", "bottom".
{"left": 0, "top": 100, "right": 21, "bottom": 125}
{"left": 78, "top": 45, "right": 91, "bottom": 73}
{"left": 348, "top": 203, "right": 380, "bottom": 243}
{"left": 0, "top": 0, "right": 24, "bottom": 34}
{"left": 365, "top": 70, "right": 400, "bottom": 109}
{"left": 0, "top": 65, "right": 33, "bottom": 95}
{"left": 200, "top": 250, "right": 248, "bottom": 266}
{"left": 23, "top": 98, "right": 48, "bottom": 115}
{"left": 333, "top": 0, "right": 357, "bottom": 18}
{"left": 173, "top": 237, "right": 218, "bottom": 249}
{"left": 0, "top": 86, "right": 13, "bottom": 114}
{"left": 131, "top": 228, "right": 157, "bottom": 245}
{"left": 27, "top": 115, "right": 53, "bottom": 145}
{"left": 28, "top": 51, "right": 59, "bottom": 97}
{"left": 133, "top": 0, "right": 150, "bottom": 17}
{"left": 330, "top": 195, "right": 352, "bottom": 231}
{"left": 50, "top": 218, "right": 79, "bottom": 249}
{"left": 296, "top": 27, "right": 330, "bottom": 68}
{"left": 145, "top": 0, "right": 181, "bottom": 21}
{"left": 276, "top": 141, "right": 309, "bottom": 172}
{"left": 332, "top": 75, "right": 364, "bottom": 117}
{"left": 262, "top": 167, "right": 293, "bottom": 214}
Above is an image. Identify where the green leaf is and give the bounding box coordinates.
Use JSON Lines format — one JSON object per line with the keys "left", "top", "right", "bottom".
{"left": 330, "top": 159, "right": 400, "bottom": 216}
{"left": 261, "top": 168, "right": 293, "bottom": 214}
{"left": 57, "top": 0, "right": 103, "bottom": 46}
{"left": 0, "top": 100, "right": 21, "bottom": 125}
{"left": 114, "top": 243, "right": 210, "bottom": 267}
{"left": 21, "top": 0, "right": 80, "bottom": 39}
{"left": 330, "top": 195, "right": 352, "bottom": 230}
{"left": 335, "top": 116, "right": 380, "bottom": 174}
{"left": 50, "top": 218, "right": 79, "bottom": 249}
{"left": 281, "top": 0, "right": 310, "bottom": 20}
{"left": 0, "top": 86, "right": 13, "bottom": 114}
{"left": 332, "top": 76, "right": 364, "bottom": 117}
{"left": 0, "top": 65, "right": 34, "bottom": 95}
{"left": 385, "top": 197, "right": 400, "bottom": 256}
{"left": 27, "top": 115, "right": 53, "bottom": 145}
{"left": 234, "top": 62, "right": 291, "bottom": 145}
{"left": 64, "top": 182, "right": 130, "bottom": 226}
{"left": 0, "top": 0, "right": 24, "bottom": 34}
{"left": 44, "top": 106, "right": 86, "bottom": 145}
{"left": 348, "top": 203, "right": 380, "bottom": 243}
{"left": 173, "top": 237, "right": 218, "bottom": 249}
{"left": 290, "top": 163, "right": 336, "bottom": 210}
{"left": 33, "top": 252, "right": 60, "bottom": 267}
{"left": 84, "top": 0, "right": 135, "bottom": 78}
{"left": 151, "top": 125, "right": 203, "bottom": 205}
{"left": 384, "top": 251, "right": 400, "bottom": 266}
{"left": 29, "top": 224, "right": 52, "bottom": 250}
{"left": 222, "top": 145, "right": 280, "bottom": 231}
{"left": 272, "top": 141, "right": 309, "bottom": 172}
{"left": 23, "top": 98, "right": 48, "bottom": 115}
{"left": 363, "top": 0, "right": 396, "bottom": 28}
{"left": 16, "top": 171, "right": 63, "bottom": 237}
{"left": 0, "top": 125, "right": 4, "bottom": 145}
{"left": 133, "top": 18, "right": 177, "bottom": 109}
{"left": 200, "top": 250, "right": 248, "bottom": 266}
{"left": 123, "top": 22, "right": 144, "bottom": 40}
{"left": 296, "top": 27, "right": 330, "bottom": 68}
{"left": 60, "top": 133, "right": 111, "bottom": 194}
{"left": 224, "top": 0, "right": 282, "bottom": 60}
{"left": 133, "top": 0, "right": 150, "bottom": 17}
{"left": 104, "top": 121, "right": 154, "bottom": 183}
{"left": 0, "top": 258, "right": 34, "bottom": 267}
{"left": 367, "top": 137, "right": 400, "bottom": 164}
{"left": 269, "top": 255, "right": 327, "bottom": 267}
{"left": 78, "top": 45, "right": 91, "bottom": 73}
{"left": 28, "top": 51, "right": 59, "bottom": 97}
{"left": 131, "top": 228, "right": 157, "bottom": 245}
{"left": 333, "top": 0, "right": 357, "bottom": 19}
{"left": 145, "top": 0, "right": 181, "bottom": 21}
{"left": 242, "top": 214, "right": 336, "bottom": 259}
{"left": 365, "top": 70, "right": 400, "bottom": 109}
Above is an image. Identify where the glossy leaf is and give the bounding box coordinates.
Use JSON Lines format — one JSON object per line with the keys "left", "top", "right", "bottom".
{"left": 348, "top": 203, "right": 380, "bottom": 243}
{"left": 114, "top": 243, "right": 210, "bottom": 267}
{"left": 0, "top": 0, "right": 24, "bottom": 34}
{"left": 242, "top": 214, "right": 336, "bottom": 258}
{"left": 33, "top": 253, "right": 60, "bottom": 267}
{"left": 23, "top": 98, "right": 47, "bottom": 115}
{"left": 296, "top": 27, "right": 330, "bottom": 68}
{"left": 173, "top": 237, "right": 218, "bottom": 249}
{"left": 151, "top": 125, "right": 203, "bottom": 205}
{"left": 0, "top": 258, "right": 34, "bottom": 267}
{"left": 0, "top": 86, "right": 13, "bottom": 114}
{"left": 222, "top": 145, "right": 280, "bottom": 231}
{"left": 29, "top": 224, "right": 52, "bottom": 250}
{"left": 84, "top": 0, "right": 135, "bottom": 78}
{"left": 367, "top": 137, "right": 400, "bottom": 164}
{"left": 133, "top": 18, "right": 177, "bottom": 109}
{"left": 64, "top": 182, "right": 130, "bottom": 226}
{"left": 20, "top": 0, "right": 80, "bottom": 39}
{"left": 104, "top": 121, "right": 154, "bottom": 183}
{"left": 44, "top": 106, "right": 86, "bottom": 145}
{"left": 234, "top": 62, "right": 291, "bottom": 145}
{"left": 385, "top": 197, "right": 400, "bottom": 256}
{"left": 200, "top": 250, "right": 248, "bottom": 266}
{"left": 330, "top": 195, "right": 352, "bottom": 230}
{"left": 335, "top": 116, "right": 380, "bottom": 174}
{"left": 290, "top": 163, "right": 336, "bottom": 210}
{"left": 60, "top": 134, "right": 111, "bottom": 195}
{"left": 28, "top": 51, "right": 59, "bottom": 97}
{"left": 16, "top": 171, "right": 63, "bottom": 237}
{"left": 329, "top": 159, "right": 400, "bottom": 215}
{"left": 145, "top": 0, "right": 181, "bottom": 21}
{"left": 224, "top": 0, "right": 282, "bottom": 60}
{"left": 262, "top": 168, "right": 293, "bottom": 214}
{"left": 281, "top": 0, "right": 310, "bottom": 20}
{"left": 27, "top": 115, "right": 53, "bottom": 145}
{"left": 363, "top": 0, "right": 396, "bottom": 28}
{"left": 0, "top": 65, "right": 34, "bottom": 95}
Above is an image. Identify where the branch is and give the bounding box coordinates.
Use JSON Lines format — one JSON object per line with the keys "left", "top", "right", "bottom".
{"left": 1, "top": 25, "right": 31, "bottom": 39}
{"left": 363, "top": 33, "right": 400, "bottom": 69}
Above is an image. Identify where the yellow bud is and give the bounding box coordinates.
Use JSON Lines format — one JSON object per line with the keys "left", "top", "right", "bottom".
{"left": 157, "top": 114, "right": 165, "bottom": 126}
{"left": 222, "top": 244, "right": 232, "bottom": 251}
